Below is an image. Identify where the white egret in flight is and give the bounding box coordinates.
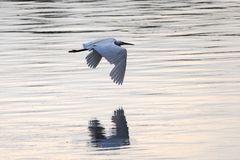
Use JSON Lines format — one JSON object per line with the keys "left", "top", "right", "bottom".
{"left": 69, "top": 38, "right": 134, "bottom": 85}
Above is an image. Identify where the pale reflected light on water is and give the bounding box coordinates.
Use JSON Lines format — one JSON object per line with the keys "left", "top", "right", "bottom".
{"left": 0, "top": 0, "right": 240, "bottom": 159}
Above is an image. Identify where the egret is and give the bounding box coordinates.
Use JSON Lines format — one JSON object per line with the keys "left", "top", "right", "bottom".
{"left": 69, "top": 38, "right": 134, "bottom": 85}
{"left": 88, "top": 108, "right": 130, "bottom": 148}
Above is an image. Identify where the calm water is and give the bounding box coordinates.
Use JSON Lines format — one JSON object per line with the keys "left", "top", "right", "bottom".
{"left": 1, "top": 0, "right": 240, "bottom": 159}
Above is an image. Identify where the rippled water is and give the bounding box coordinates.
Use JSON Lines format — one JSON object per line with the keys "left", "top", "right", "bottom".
{"left": 1, "top": 0, "right": 240, "bottom": 159}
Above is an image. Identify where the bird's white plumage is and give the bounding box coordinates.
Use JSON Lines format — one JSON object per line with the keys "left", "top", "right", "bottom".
{"left": 83, "top": 38, "right": 127, "bottom": 85}
{"left": 83, "top": 38, "right": 115, "bottom": 50}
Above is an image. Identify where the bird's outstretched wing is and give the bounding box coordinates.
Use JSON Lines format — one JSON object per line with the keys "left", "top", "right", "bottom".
{"left": 110, "top": 53, "right": 127, "bottom": 85}
{"left": 86, "top": 51, "right": 102, "bottom": 68}
{"left": 93, "top": 44, "right": 127, "bottom": 85}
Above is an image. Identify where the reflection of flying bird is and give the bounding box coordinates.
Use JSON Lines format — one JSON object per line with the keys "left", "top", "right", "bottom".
{"left": 88, "top": 108, "right": 130, "bottom": 148}
{"left": 69, "top": 38, "right": 134, "bottom": 85}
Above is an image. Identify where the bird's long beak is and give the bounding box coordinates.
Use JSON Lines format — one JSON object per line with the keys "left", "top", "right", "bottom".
{"left": 122, "top": 42, "right": 134, "bottom": 45}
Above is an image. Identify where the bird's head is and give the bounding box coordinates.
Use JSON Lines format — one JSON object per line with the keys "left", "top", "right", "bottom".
{"left": 115, "top": 40, "right": 134, "bottom": 46}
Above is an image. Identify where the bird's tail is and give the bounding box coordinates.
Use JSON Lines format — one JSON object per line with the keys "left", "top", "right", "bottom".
{"left": 69, "top": 48, "right": 88, "bottom": 53}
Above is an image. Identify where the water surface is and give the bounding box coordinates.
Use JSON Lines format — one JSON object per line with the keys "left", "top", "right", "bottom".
{"left": 0, "top": 0, "right": 240, "bottom": 159}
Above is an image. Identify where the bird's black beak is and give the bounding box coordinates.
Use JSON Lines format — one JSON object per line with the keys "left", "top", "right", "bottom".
{"left": 122, "top": 42, "right": 134, "bottom": 45}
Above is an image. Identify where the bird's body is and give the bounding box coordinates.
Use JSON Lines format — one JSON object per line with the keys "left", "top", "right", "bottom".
{"left": 69, "top": 38, "right": 133, "bottom": 85}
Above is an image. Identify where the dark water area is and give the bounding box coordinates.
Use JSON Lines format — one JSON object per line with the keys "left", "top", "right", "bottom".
{"left": 0, "top": 0, "right": 240, "bottom": 159}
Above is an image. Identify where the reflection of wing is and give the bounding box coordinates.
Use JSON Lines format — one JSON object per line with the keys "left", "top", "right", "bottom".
{"left": 93, "top": 44, "right": 127, "bottom": 85}
{"left": 88, "top": 119, "right": 106, "bottom": 141}
{"left": 85, "top": 51, "right": 102, "bottom": 68}
{"left": 111, "top": 108, "right": 129, "bottom": 139}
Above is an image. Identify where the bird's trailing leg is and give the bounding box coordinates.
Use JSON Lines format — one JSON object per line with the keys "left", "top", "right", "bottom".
{"left": 69, "top": 48, "right": 88, "bottom": 53}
